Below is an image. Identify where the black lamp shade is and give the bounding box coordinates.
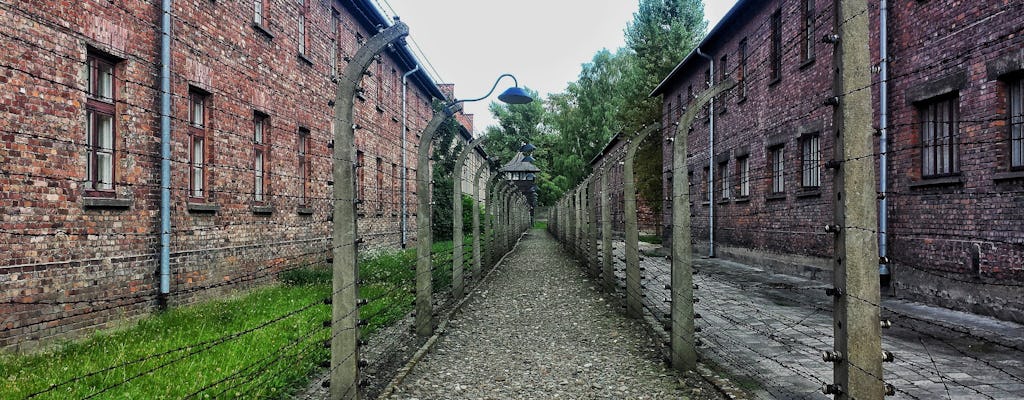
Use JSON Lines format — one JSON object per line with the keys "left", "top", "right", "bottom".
{"left": 497, "top": 86, "right": 533, "bottom": 104}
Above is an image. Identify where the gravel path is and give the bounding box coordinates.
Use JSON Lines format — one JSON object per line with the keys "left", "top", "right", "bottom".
{"left": 385, "top": 229, "right": 724, "bottom": 400}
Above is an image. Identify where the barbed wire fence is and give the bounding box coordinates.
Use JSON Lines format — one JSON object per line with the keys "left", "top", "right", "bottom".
{"left": 550, "top": 0, "right": 1023, "bottom": 399}
{"left": 0, "top": 2, "right": 531, "bottom": 399}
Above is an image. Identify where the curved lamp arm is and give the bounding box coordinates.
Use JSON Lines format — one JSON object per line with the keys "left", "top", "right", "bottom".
{"left": 444, "top": 73, "right": 531, "bottom": 115}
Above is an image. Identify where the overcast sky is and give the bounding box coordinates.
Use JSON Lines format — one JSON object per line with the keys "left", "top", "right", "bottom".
{"left": 379, "top": 0, "right": 739, "bottom": 134}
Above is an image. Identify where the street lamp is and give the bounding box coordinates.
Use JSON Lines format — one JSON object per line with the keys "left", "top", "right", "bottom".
{"left": 430, "top": 72, "right": 532, "bottom": 310}
{"left": 449, "top": 73, "right": 534, "bottom": 110}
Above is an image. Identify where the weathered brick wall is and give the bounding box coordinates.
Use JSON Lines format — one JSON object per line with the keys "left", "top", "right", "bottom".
{"left": 884, "top": 0, "right": 1024, "bottom": 321}
{"left": 661, "top": 0, "right": 835, "bottom": 268}
{"left": 589, "top": 136, "right": 661, "bottom": 238}
{"left": 658, "top": 0, "right": 1024, "bottom": 321}
{"left": 0, "top": 0, "right": 441, "bottom": 350}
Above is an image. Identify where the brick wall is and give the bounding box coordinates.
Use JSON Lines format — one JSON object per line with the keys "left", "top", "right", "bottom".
{"left": 0, "top": 0, "right": 444, "bottom": 350}
{"left": 656, "top": 0, "right": 1024, "bottom": 322}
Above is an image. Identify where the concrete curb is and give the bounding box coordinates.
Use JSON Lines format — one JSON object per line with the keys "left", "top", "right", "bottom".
{"left": 375, "top": 230, "right": 529, "bottom": 399}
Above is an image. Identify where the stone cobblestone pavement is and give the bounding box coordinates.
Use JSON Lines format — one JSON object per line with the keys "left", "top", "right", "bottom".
{"left": 597, "top": 240, "right": 1024, "bottom": 400}
{"left": 383, "top": 230, "right": 727, "bottom": 400}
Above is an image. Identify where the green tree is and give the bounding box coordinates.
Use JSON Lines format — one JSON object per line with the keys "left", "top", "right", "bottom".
{"left": 430, "top": 116, "right": 463, "bottom": 240}
{"left": 622, "top": 0, "right": 706, "bottom": 213}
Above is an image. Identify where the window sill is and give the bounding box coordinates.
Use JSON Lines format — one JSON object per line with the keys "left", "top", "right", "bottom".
{"left": 765, "top": 193, "right": 786, "bottom": 201}
{"left": 799, "top": 57, "right": 816, "bottom": 70}
{"left": 187, "top": 202, "right": 220, "bottom": 213}
{"left": 733, "top": 196, "right": 750, "bottom": 203}
{"left": 716, "top": 198, "right": 731, "bottom": 205}
{"left": 796, "top": 188, "right": 821, "bottom": 198}
{"left": 83, "top": 196, "right": 132, "bottom": 209}
{"left": 993, "top": 170, "right": 1024, "bottom": 182}
{"left": 297, "top": 206, "right": 314, "bottom": 215}
{"left": 768, "top": 77, "right": 781, "bottom": 87}
{"left": 391, "top": 115, "right": 400, "bottom": 123}
{"left": 700, "top": 201, "right": 711, "bottom": 206}
{"left": 355, "top": 92, "right": 366, "bottom": 102}
{"left": 908, "top": 176, "right": 962, "bottom": 189}
{"left": 736, "top": 96, "right": 747, "bottom": 105}
{"left": 297, "top": 53, "right": 313, "bottom": 66}
{"left": 252, "top": 23, "right": 274, "bottom": 39}
{"left": 252, "top": 205, "right": 275, "bottom": 215}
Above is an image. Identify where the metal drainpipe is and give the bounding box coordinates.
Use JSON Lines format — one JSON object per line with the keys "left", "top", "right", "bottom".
{"left": 696, "top": 48, "right": 715, "bottom": 258}
{"left": 879, "top": 0, "right": 890, "bottom": 282}
{"left": 401, "top": 65, "right": 420, "bottom": 248}
{"left": 158, "top": 0, "right": 172, "bottom": 307}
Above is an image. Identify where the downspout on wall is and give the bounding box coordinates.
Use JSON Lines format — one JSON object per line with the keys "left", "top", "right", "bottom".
{"left": 696, "top": 48, "right": 715, "bottom": 258}
{"left": 879, "top": 0, "right": 890, "bottom": 283}
{"left": 158, "top": 0, "right": 172, "bottom": 307}
{"left": 401, "top": 65, "right": 420, "bottom": 248}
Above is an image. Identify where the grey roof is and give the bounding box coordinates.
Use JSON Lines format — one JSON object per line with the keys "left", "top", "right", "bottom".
{"left": 500, "top": 152, "right": 541, "bottom": 173}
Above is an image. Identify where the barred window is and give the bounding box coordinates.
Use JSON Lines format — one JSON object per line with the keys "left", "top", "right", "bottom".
{"left": 770, "top": 146, "right": 785, "bottom": 193}
{"left": 920, "top": 96, "right": 960, "bottom": 177}
{"left": 189, "top": 90, "right": 208, "bottom": 199}
{"left": 801, "top": 134, "right": 820, "bottom": 188}
{"left": 1010, "top": 78, "right": 1023, "bottom": 169}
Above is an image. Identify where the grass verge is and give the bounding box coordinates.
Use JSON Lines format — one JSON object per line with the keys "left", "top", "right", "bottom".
{"left": 1, "top": 239, "right": 472, "bottom": 399}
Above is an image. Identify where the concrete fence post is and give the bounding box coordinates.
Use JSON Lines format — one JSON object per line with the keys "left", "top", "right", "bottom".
{"left": 587, "top": 177, "right": 600, "bottom": 277}
{"left": 471, "top": 164, "right": 488, "bottom": 282}
{"left": 625, "top": 124, "right": 660, "bottom": 318}
{"left": 413, "top": 104, "right": 464, "bottom": 338}
{"left": 670, "top": 78, "right": 735, "bottom": 372}
{"left": 452, "top": 137, "right": 486, "bottom": 300}
{"left": 330, "top": 21, "right": 408, "bottom": 400}
{"left": 600, "top": 162, "right": 614, "bottom": 293}
{"left": 829, "top": 0, "right": 884, "bottom": 398}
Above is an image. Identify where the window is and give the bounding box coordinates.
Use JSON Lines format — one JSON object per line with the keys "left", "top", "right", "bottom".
{"left": 1010, "top": 78, "right": 1023, "bottom": 169}
{"left": 330, "top": 10, "right": 340, "bottom": 74}
{"left": 391, "top": 163, "right": 399, "bottom": 212}
{"left": 718, "top": 161, "right": 730, "bottom": 200}
{"left": 738, "top": 38, "right": 748, "bottom": 99}
{"left": 770, "top": 9, "right": 782, "bottom": 83}
{"left": 737, "top": 156, "right": 750, "bottom": 197}
{"left": 719, "top": 55, "right": 728, "bottom": 112}
{"left": 86, "top": 53, "right": 116, "bottom": 192}
{"left": 376, "top": 61, "right": 384, "bottom": 108}
{"left": 770, "top": 146, "right": 785, "bottom": 193}
{"left": 298, "top": 128, "right": 310, "bottom": 205}
{"left": 189, "top": 90, "right": 208, "bottom": 199}
{"left": 801, "top": 134, "right": 820, "bottom": 188}
{"left": 376, "top": 157, "right": 384, "bottom": 211}
{"left": 676, "top": 93, "right": 684, "bottom": 121}
{"left": 356, "top": 150, "right": 365, "bottom": 201}
{"left": 254, "top": 113, "right": 269, "bottom": 202}
{"left": 703, "top": 166, "right": 711, "bottom": 203}
{"left": 297, "top": 0, "right": 308, "bottom": 55}
{"left": 920, "top": 96, "right": 960, "bottom": 177}
{"left": 254, "top": 0, "right": 267, "bottom": 26}
{"left": 801, "top": 0, "right": 815, "bottom": 63}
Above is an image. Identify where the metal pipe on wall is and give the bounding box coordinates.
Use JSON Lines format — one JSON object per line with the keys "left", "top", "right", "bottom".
{"left": 158, "top": 0, "right": 172, "bottom": 306}
{"left": 695, "top": 48, "right": 715, "bottom": 258}
{"left": 401, "top": 65, "right": 420, "bottom": 248}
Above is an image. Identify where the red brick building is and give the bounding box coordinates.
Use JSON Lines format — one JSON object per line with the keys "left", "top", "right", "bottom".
{"left": 588, "top": 133, "right": 661, "bottom": 238}
{"left": 652, "top": 0, "right": 1023, "bottom": 322}
{"left": 0, "top": 0, "right": 471, "bottom": 350}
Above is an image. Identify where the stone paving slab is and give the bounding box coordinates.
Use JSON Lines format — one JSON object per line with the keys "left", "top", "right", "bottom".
{"left": 591, "top": 239, "right": 1024, "bottom": 400}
